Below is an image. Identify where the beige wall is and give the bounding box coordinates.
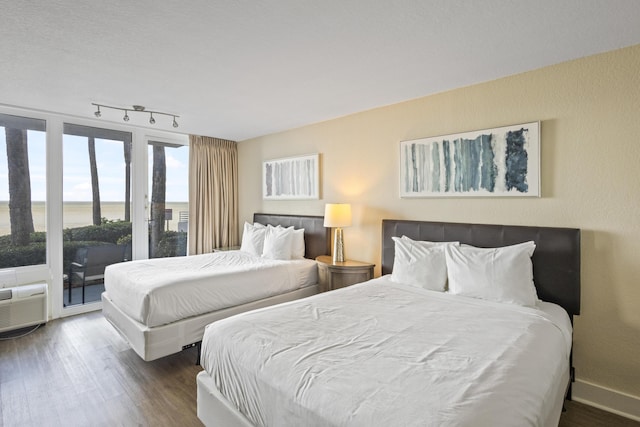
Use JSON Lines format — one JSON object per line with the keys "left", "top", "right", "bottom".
{"left": 238, "top": 44, "right": 640, "bottom": 398}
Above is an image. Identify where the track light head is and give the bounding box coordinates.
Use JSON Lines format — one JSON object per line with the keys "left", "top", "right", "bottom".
{"left": 94, "top": 106, "right": 101, "bottom": 118}
{"left": 172, "top": 117, "right": 179, "bottom": 128}
{"left": 149, "top": 113, "right": 156, "bottom": 125}
{"left": 123, "top": 111, "right": 130, "bottom": 122}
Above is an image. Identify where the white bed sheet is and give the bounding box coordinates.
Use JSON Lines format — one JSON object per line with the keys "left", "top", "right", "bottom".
{"left": 104, "top": 250, "right": 317, "bottom": 327}
{"left": 201, "top": 275, "right": 572, "bottom": 427}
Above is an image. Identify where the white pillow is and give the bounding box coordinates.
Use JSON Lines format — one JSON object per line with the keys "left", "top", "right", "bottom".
{"left": 271, "top": 225, "right": 305, "bottom": 259}
{"left": 240, "top": 222, "right": 267, "bottom": 256}
{"left": 290, "top": 228, "right": 305, "bottom": 259}
{"left": 262, "top": 225, "right": 294, "bottom": 260}
{"left": 390, "top": 236, "right": 455, "bottom": 291}
{"left": 445, "top": 241, "right": 538, "bottom": 307}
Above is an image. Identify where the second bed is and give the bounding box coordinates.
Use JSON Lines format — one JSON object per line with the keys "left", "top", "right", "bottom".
{"left": 101, "top": 213, "right": 330, "bottom": 361}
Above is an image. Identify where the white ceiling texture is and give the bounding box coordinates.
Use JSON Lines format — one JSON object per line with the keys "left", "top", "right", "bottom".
{"left": 1, "top": 0, "right": 640, "bottom": 141}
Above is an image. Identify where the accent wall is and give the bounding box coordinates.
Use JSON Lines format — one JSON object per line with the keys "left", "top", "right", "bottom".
{"left": 238, "top": 44, "right": 640, "bottom": 414}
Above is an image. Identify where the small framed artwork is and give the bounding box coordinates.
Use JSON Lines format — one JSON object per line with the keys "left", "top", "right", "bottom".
{"left": 263, "top": 154, "right": 320, "bottom": 200}
{"left": 400, "top": 122, "right": 540, "bottom": 198}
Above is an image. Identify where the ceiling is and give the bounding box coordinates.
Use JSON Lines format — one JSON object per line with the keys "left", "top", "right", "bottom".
{"left": 2, "top": 1, "right": 640, "bottom": 141}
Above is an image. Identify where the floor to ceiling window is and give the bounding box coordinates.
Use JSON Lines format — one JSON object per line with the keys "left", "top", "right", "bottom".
{"left": 0, "top": 113, "right": 47, "bottom": 273}
{"left": 0, "top": 107, "right": 188, "bottom": 316}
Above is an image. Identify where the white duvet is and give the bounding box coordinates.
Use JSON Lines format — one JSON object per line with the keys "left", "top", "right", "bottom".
{"left": 201, "top": 275, "right": 572, "bottom": 427}
{"left": 104, "top": 251, "right": 317, "bottom": 327}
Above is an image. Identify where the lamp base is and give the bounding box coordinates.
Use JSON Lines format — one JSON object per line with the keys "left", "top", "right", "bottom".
{"left": 333, "top": 228, "right": 345, "bottom": 263}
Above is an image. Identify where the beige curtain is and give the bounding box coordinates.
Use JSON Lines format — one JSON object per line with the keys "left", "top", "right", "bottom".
{"left": 188, "top": 135, "right": 239, "bottom": 254}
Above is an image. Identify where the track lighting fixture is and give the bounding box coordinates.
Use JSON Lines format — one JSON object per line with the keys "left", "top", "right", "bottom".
{"left": 91, "top": 103, "right": 179, "bottom": 128}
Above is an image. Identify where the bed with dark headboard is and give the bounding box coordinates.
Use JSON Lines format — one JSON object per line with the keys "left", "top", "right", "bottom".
{"left": 102, "top": 213, "right": 330, "bottom": 362}
{"left": 254, "top": 213, "right": 330, "bottom": 260}
{"left": 382, "top": 219, "right": 581, "bottom": 318}
{"left": 196, "top": 219, "right": 582, "bottom": 426}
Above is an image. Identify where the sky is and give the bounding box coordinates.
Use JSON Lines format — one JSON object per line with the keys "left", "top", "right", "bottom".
{"left": 0, "top": 128, "right": 188, "bottom": 202}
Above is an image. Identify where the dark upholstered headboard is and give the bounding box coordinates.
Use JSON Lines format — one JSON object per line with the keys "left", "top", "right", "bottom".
{"left": 382, "top": 220, "right": 581, "bottom": 317}
{"left": 253, "top": 213, "right": 330, "bottom": 260}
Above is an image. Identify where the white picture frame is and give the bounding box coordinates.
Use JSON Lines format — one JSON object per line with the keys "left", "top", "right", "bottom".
{"left": 400, "top": 122, "right": 540, "bottom": 197}
{"left": 263, "top": 154, "right": 320, "bottom": 200}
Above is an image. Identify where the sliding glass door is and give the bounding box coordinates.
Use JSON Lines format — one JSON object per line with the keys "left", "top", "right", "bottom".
{"left": 147, "top": 140, "right": 189, "bottom": 259}
{"left": 62, "top": 124, "right": 133, "bottom": 306}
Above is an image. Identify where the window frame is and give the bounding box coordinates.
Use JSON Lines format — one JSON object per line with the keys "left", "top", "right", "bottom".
{"left": 0, "top": 104, "right": 187, "bottom": 319}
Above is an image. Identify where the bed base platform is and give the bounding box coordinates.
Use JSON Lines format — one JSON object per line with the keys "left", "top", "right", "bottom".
{"left": 196, "top": 363, "right": 570, "bottom": 427}
{"left": 101, "top": 284, "right": 318, "bottom": 362}
{"left": 197, "top": 371, "right": 253, "bottom": 427}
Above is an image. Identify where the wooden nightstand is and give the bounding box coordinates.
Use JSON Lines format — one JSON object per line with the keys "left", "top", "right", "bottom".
{"left": 315, "top": 255, "right": 375, "bottom": 293}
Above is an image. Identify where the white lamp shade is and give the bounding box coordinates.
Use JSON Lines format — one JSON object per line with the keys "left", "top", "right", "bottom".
{"left": 324, "top": 204, "right": 352, "bottom": 228}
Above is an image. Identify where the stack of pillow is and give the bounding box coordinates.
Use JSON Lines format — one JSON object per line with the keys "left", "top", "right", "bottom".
{"left": 240, "top": 222, "right": 305, "bottom": 260}
{"left": 390, "top": 236, "right": 538, "bottom": 307}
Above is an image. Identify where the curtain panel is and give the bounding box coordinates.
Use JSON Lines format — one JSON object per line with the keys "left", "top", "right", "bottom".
{"left": 188, "top": 135, "right": 239, "bottom": 254}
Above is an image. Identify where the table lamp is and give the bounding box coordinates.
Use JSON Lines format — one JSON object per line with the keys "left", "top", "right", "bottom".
{"left": 323, "top": 203, "right": 352, "bottom": 263}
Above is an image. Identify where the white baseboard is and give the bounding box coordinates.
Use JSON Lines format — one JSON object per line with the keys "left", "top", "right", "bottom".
{"left": 572, "top": 379, "right": 640, "bottom": 421}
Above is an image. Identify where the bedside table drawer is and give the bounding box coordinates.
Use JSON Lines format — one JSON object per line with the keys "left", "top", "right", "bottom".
{"left": 328, "top": 269, "right": 372, "bottom": 290}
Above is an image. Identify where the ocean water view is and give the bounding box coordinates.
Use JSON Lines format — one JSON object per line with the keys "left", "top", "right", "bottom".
{"left": 0, "top": 201, "right": 189, "bottom": 236}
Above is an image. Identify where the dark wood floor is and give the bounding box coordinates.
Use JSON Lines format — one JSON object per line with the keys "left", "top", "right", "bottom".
{"left": 559, "top": 400, "right": 640, "bottom": 427}
{"left": 1, "top": 312, "right": 638, "bottom": 427}
{"left": 0, "top": 311, "right": 203, "bottom": 427}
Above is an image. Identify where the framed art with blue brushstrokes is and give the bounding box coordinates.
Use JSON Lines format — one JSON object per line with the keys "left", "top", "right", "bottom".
{"left": 399, "top": 122, "right": 540, "bottom": 198}
{"left": 263, "top": 153, "right": 320, "bottom": 200}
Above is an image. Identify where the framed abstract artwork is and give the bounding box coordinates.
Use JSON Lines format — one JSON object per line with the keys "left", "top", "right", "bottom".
{"left": 263, "top": 154, "right": 320, "bottom": 200}
{"left": 400, "top": 122, "right": 540, "bottom": 197}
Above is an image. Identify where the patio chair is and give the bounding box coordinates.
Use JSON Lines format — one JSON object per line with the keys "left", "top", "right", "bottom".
{"left": 68, "top": 244, "right": 126, "bottom": 304}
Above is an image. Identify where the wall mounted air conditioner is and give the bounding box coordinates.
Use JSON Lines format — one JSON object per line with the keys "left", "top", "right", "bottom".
{"left": 0, "top": 283, "right": 48, "bottom": 333}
